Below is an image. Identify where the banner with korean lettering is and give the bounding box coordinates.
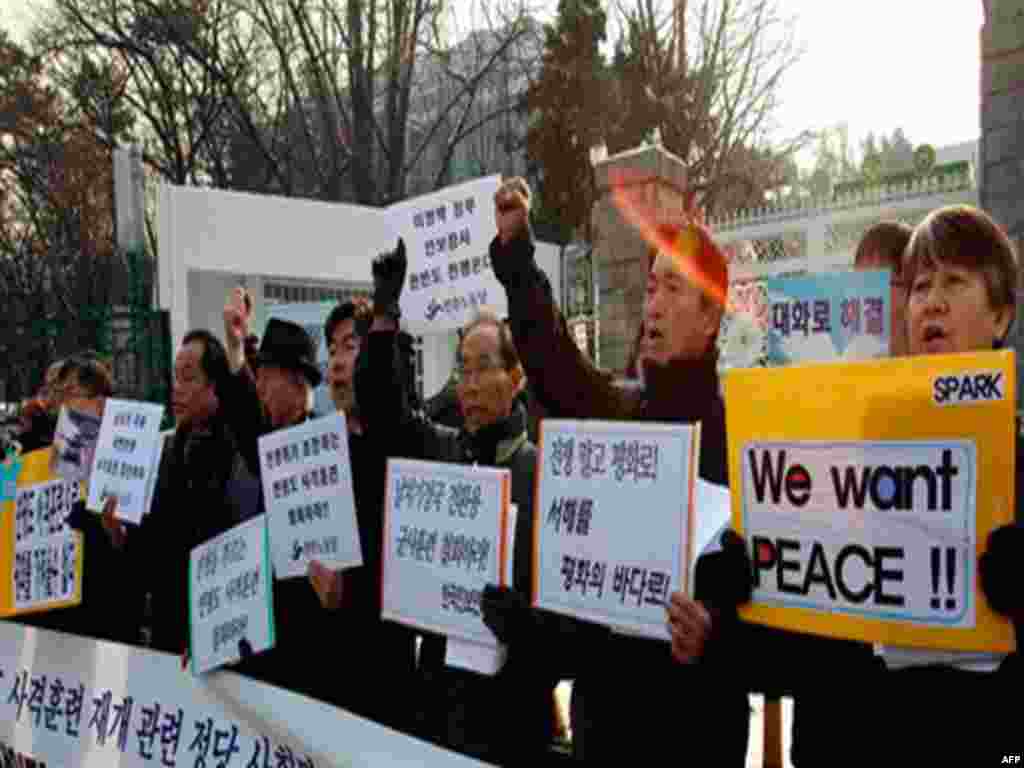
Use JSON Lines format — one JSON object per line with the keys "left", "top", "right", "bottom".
{"left": 258, "top": 414, "right": 362, "bottom": 580}
{"left": 532, "top": 421, "right": 699, "bottom": 640}
{"left": 389, "top": 176, "right": 505, "bottom": 334}
{"left": 382, "top": 460, "right": 510, "bottom": 646}
{"left": 190, "top": 515, "right": 274, "bottom": 675}
{"left": 717, "top": 270, "right": 890, "bottom": 370}
{"left": 0, "top": 621, "right": 492, "bottom": 767}
{"left": 86, "top": 400, "right": 166, "bottom": 524}
{"left": 0, "top": 448, "right": 84, "bottom": 617}
{"left": 725, "top": 350, "right": 1016, "bottom": 652}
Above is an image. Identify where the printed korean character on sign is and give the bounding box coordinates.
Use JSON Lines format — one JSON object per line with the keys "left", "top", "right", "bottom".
{"left": 436, "top": 206, "right": 447, "bottom": 224}
{"left": 460, "top": 259, "right": 471, "bottom": 278}
{"left": 454, "top": 200, "right": 465, "bottom": 218}
{"left": 471, "top": 256, "right": 482, "bottom": 274}
{"left": 610, "top": 440, "right": 640, "bottom": 482}
{"left": 14, "top": 550, "right": 31, "bottom": 604}
{"left": 435, "top": 236, "right": 447, "bottom": 255}
{"left": 44, "top": 678, "right": 64, "bottom": 732}
{"left": 790, "top": 300, "right": 810, "bottom": 336}
{"left": 424, "top": 241, "right": 435, "bottom": 260}
{"left": 482, "top": 253, "right": 491, "bottom": 270}
{"left": 160, "top": 708, "right": 185, "bottom": 767}
{"left": 551, "top": 436, "right": 574, "bottom": 477}
{"left": 109, "top": 696, "right": 134, "bottom": 752}
{"left": 636, "top": 444, "right": 658, "bottom": 481}
{"left": 588, "top": 561, "right": 607, "bottom": 597}
{"left": 574, "top": 558, "right": 592, "bottom": 596}
{"left": 611, "top": 565, "right": 630, "bottom": 603}
{"left": 578, "top": 438, "right": 606, "bottom": 479}
{"left": 627, "top": 567, "right": 648, "bottom": 606}
{"left": 465, "top": 198, "right": 475, "bottom": 214}
{"left": 137, "top": 702, "right": 161, "bottom": 761}
{"left": 414, "top": 212, "right": 424, "bottom": 228}
{"left": 61, "top": 538, "right": 77, "bottom": 597}
{"left": 561, "top": 498, "right": 578, "bottom": 534}
{"left": 90, "top": 690, "right": 112, "bottom": 746}
{"left": 561, "top": 555, "right": 577, "bottom": 591}
{"left": 213, "top": 724, "right": 242, "bottom": 767}
{"left": 448, "top": 263, "right": 460, "bottom": 282}
{"left": 27, "top": 673, "right": 46, "bottom": 727}
{"left": 409, "top": 273, "right": 420, "bottom": 292}
{"left": 275, "top": 744, "right": 299, "bottom": 768}
{"left": 771, "top": 302, "right": 791, "bottom": 337}
{"left": 576, "top": 499, "right": 593, "bottom": 536}
{"left": 645, "top": 570, "right": 671, "bottom": 606}
{"left": 396, "top": 525, "right": 415, "bottom": 558}
{"left": 189, "top": 717, "right": 214, "bottom": 766}
{"left": 841, "top": 297, "right": 862, "bottom": 332}
{"left": 65, "top": 683, "right": 85, "bottom": 737}
{"left": 864, "top": 297, "right": 884, "bottom": 335}
{"left": 547, "top": 498, "right": 563, "bottom": 532}
{"left": 448, "top": 232, "right": 459, "bottom": 251}
{"left": 425, "top": 209, "right": 436, "bottom": 228}
{"left": 419, "top": 270, "right": 431, "bottom": 289}
{"left": 36, "top": 544, "right": 59, "bottom": 600}
{"left": 812, "top": 299, "right": 831, "bottom": 333}
{"left": 246, "top": 737, "right": 272, "bottom": 768}
{"left": 460, "top": 228, "right": 471, "bottom": 247}
{"left": 8, "top": 670, "right": 27, "bottom": 721}
{"left": 474, "top": 538, "right": 490, "bottom": 572}
{"left": 431, "top": 267, "right": 443, "bottom": 285}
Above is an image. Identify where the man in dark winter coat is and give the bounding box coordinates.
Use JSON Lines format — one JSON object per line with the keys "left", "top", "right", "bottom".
{"left": 356, "top": 241, "right": 556, "bottom": 766}
{"left": 481, "top": 177, "right": 750, "bottom": 764}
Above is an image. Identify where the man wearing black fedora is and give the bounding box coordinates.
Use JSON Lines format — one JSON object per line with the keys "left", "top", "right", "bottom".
{"left": 218, "top": 290, "right": 346, "bottom": 706}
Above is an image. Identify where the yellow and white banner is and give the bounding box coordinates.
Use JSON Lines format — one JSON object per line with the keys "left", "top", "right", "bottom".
{"left": 724, "top": 350, "right": 1017, "bottom": 652}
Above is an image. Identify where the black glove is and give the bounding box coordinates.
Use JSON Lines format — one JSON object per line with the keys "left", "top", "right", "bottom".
{"left": 481, "top": 584, "right": 536, "bottom": 646}
{"left": 372, "top": 238, "right": 407, "bottom": 321}
{"left": 694, "top": 529, "right": 754, "bottom": 609}
{"left": 980, "top": 524, "right": 1024, "bottom": 618}
{"left": 238, "top": 637, "right": 254, "bottom": 660}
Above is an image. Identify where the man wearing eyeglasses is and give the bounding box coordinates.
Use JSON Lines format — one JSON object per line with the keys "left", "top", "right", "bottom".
{"left": 356, "top": 242, "right": 557, "bottom": 766}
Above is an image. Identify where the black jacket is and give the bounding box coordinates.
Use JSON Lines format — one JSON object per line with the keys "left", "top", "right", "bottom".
{"left": 357, "top": 329, "right": 555, "bottom": 765}
{"left": 490, "top": 225, "right": 750, "bottom": 763}
{"left": 218, "top": 364, "right": 416, "bottom": 725}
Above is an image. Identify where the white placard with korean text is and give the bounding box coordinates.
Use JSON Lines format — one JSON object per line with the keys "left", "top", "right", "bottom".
{"left": 257, "top": 413, "right": 362, "bottom": 580}
{"left": 532, "top": 420, "right": 699, "bottom": 640}
{"left": 382, "top": 459, "right": 511, "bottom": 646}
{"left": 86, "top": 399, "right": 166, "bottom": 524}
{"left": 12, "top": 475, "right": 82, "bottom": 613}
{"left": 0, "top": 622, "right": 491, "bottom": 768}
{"left": 389, "top": 176, "right": 505, "bottom": 334}
{"left": 190, "top": 514, "right": 275, "bottom": 675}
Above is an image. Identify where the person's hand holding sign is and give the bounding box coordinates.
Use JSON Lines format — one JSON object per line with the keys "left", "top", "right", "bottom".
{"left": 100, "top": 496, "right": 128, "bottom": 550}
{"left": 308, "top": 560, "right": 345, "bottom": 611}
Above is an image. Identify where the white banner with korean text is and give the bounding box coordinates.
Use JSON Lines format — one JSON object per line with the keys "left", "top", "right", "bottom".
{"left": 0, "top": 621, "right": 491, "bottom": 767}
{"left": 257, "top": 414, "right": 362, "bottom": 580}
{"left": 389, "top": 177, "right": 505, "bottom": 334}
{"left": 532, "top": 421, "right": 700, "bottom": 640}
{"left": 381, "top": 460, "right": 510, "bottom": 647}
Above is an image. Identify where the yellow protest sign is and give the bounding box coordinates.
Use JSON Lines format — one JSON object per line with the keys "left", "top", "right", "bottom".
{"left": 724, "top": 350, "right": 1016, "bottom": 652}
{"left": 0, "top": 447, "right": 84, "bottom": 617}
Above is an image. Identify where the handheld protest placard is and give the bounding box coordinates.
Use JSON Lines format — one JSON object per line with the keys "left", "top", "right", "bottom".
{"left": 531, "top": 420, "right": 700, "bottom": 639}
{"left": 725, "top": 350, "right": 1017, "bottom": 652}
{"left": 0, "top": 447, "right": 84, "bottom": 616}
{"left": 381, "top": 459, "right": 510, "bottom": 647}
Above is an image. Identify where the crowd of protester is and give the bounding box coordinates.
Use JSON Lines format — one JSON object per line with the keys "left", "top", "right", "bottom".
{"left": 3, "top": 176, "right": 1021, "bottom": 766}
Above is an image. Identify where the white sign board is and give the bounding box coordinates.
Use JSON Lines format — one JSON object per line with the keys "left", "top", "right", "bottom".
{"left": 0, "top": 622, "right": 492, "bottom": 768}
{"left": 742, "top": 440, "right": 978, "bottom": 628}
{"left": 257, "top": 413, "right": 362, "bottom": 579}
{"left": 86, "top": 400, "right": 165, "bottom": 524}
{"left": 382, "top": 459, "right": 510, "bottom": 646}
{"left": 190, "top": 514, "right": 275, "bottom": 675}
{"left": 390, "top": 176, "right": 505, "bottom": 334}
{"left": 13, "top": 477, "right": 81, "bottom": 611}
{"left": 533, "top": 420, "right": 698, "bottom": 639}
